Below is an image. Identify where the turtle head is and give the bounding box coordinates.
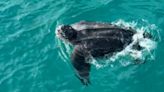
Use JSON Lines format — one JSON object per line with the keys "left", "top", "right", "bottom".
{"left": 56, "top": 25, "right": 77, "bottom": 42}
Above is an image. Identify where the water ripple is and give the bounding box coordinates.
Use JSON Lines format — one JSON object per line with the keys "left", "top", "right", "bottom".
{"left": 0, "top": 0, "right": 164, "bottom": 91}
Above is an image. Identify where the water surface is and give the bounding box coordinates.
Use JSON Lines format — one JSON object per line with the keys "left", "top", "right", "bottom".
{"left": 0, "top": 0, "right": 164, "bottom": 92}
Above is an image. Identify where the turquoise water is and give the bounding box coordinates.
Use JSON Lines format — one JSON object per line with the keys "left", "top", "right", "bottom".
{"left": 0, "top": 0, "right": 164, "bottom": 92}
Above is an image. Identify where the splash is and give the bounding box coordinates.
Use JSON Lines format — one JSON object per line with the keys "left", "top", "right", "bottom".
{"left": 90, "top": 19, "right": 160, "bottom": 68}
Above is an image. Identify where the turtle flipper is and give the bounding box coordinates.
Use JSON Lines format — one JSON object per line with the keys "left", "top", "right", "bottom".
{"left": 71, "top": 45, "right": 91, "bottom": 85}
{"left": 75, "top": 74, "right": 91, "bottom": 86}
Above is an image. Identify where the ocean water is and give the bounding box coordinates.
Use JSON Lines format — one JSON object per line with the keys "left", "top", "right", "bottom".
{"left": 0, "top": 0, "right": 164, "bottom": 92}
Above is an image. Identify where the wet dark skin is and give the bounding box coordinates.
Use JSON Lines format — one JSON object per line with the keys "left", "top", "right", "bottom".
{"left": 57, "top": 21, "right": 149, "bottom": 85}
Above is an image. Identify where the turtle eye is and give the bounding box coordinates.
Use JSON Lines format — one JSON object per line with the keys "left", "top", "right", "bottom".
{"left": 61, "top": 31, "right": 66, "bottom": 36}
{"left": 62, "top": 29, "right": 67, "bottom": 33}
{"left": 61, "top": 31, "right": 69, "bottom": 39}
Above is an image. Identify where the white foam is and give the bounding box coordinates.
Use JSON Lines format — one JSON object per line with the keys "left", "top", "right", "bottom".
{"left": 91, "top": 19, "right": 159, "bottom": 68}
